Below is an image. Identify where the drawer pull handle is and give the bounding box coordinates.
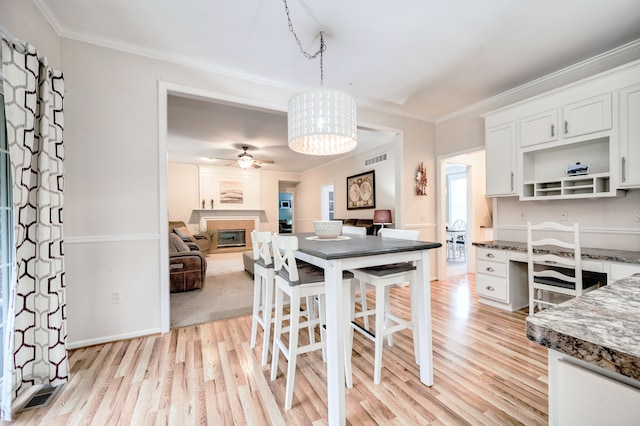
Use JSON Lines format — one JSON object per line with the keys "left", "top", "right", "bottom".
{"left": 486, "top": 253, "right": 495, "bottom": 258}
{"left": 486, "top": 286, "right": 495, "bottom": 292}
{"left": 486, "top": 267, "right": 494, "bottom": 272}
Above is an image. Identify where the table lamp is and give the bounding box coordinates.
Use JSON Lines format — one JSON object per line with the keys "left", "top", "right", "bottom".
{"left": 373, "top": 209, "right": 393, "bottom": 232}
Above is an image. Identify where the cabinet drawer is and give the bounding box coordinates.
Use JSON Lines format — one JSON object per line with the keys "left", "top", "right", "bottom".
{"left": 476, "top": 274, "right": 508, "bottom": 302}
{"left": 609, "top": 262, "right": 640, "bottom": 282}
{"left": 477, "top": 247, "right": 507, "bottom": 263}
{"left": 477, "top": 260, "right": 506, "bottom": 278}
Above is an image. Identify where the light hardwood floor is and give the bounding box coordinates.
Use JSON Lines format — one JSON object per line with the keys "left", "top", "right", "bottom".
{"left": 8, "top": 273, "right": 548, "bottom": 425}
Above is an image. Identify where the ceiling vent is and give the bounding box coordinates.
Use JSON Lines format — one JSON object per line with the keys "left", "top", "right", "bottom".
{"left": 365, "top": 152, "right": 387, "bottom": 166}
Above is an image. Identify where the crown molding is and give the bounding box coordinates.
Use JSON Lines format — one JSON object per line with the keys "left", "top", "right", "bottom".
{"left": 436, "top": 38, "right": 640, "bottom": 124}
{"left": 32, "top": 1, "right": 640, "bottom": 126}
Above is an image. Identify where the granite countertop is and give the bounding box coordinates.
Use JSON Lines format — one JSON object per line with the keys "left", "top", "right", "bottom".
{"left": 526, "top": 274, "right": 640, "bottom": 381}
{"left": 473, "top": 240, "right": 640, "bottom": 264}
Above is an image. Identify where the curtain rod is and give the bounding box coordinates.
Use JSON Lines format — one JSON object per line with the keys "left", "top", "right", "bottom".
{"left": 0, "top": 23, "right": 28, "bottom": 54}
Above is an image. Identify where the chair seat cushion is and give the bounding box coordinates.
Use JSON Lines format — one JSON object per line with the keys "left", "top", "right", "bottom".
{"left": 357, "top": 262, "right": 415, "bottom": 277}
{"left": 277, "top": 263, "right": 354, "bottom": 286}
{"left": 255, "top": 257, "right": 274, "bottom": 269}
{"left": 534, "top": 274, "right": 602, "bottom": 290}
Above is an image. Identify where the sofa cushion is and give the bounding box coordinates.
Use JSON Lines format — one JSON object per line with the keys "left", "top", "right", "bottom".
{"left": 169, "top": 233, "right": 191, "bottom": 253}
{"left": 174, "top": 226, "right": 197, "bottom": 243}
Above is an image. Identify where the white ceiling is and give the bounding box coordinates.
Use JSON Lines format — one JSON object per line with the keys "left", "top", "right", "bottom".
{"left": 35, "top": 0, "right": 640, "bottom": 172}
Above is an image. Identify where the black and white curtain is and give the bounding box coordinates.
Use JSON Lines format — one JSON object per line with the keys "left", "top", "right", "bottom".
{"left": 1, "top": 36, "right": 68, "bottom": 420}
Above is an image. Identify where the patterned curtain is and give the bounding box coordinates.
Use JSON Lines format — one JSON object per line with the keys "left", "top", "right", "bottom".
{"left": 1, "top": 37, "right": 68, "bottom": 420}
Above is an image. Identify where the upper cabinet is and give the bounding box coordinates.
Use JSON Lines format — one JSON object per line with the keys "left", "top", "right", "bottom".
{"left": 486, "top": 122, "right": 517, "bottom": 197}
{"left": 619, "top": 83, "right": 640, "bottom": 188}
{"left": 519, "top": 94, "right": 611, "bottom": 148}
{"left": 562, "top": 94, "right": 612, "bottom": 139}
{"left": 484, "top": 59, "right": 640, "bottom": 200}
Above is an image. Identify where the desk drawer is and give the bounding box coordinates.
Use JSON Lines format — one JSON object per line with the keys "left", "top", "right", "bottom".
{"left": 476, "top": 274, "right": 508, "bottom": 302}
{"left": 477, "top": 247, "right": 507, "bottom": 263}
{"left": 477, "top": 260, "right": 507, "bottom": 278}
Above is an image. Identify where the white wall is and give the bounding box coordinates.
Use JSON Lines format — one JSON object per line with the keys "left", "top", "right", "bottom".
{"left": 1, "top": 4, "right": 439, "bottom": 347}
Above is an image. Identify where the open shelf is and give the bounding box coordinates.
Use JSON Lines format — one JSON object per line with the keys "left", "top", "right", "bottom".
{"left": 522, "top": 173, "right": 620, "bottom": 200}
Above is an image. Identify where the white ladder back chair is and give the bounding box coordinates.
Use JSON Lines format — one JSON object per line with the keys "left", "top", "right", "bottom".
{"left": 249, "top": 230, "right": 275, "bottom": 365}
{"left": 527, "top": 221, "right": 600, "bottom": 316}
{"left": 346, "top": 227, "right": 420, "bottom": 386}
{"left": 270, "top": 234, "right": 355, "bottom": 410}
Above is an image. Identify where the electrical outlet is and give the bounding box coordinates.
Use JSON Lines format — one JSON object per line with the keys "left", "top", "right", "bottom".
{"left": 560, "top": 211, "right": 568, "bottom": 221}
{"left": 634, "top": 209, "right": 640, "bottom": 222}
{"left": 519, "top": 211, "right": 526, "bottom": 221}
{"left": 112, "top": 290, "right": 122, "bottom": 304}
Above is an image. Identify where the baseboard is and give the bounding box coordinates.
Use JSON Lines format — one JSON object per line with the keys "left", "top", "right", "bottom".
{"left": 68, "top": 327, "right": 162, "bottom": 349}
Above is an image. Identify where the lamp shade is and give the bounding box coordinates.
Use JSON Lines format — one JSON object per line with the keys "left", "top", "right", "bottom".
{"left": 373, "top": 209, "right": 392, "bottom": 225}
{"left": 287, "top": 87, "right": 357, "bottom": 156}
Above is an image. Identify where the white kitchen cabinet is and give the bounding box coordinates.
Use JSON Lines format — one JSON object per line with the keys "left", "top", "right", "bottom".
{"left": 520, "top": 109, "right": 558, "bottom": 147}
{"left": 549, "top": 349, "right": 640, "bottom": 426}
{"left": 619, "top": 83, "right": 640, "bottom": 188}
{"left": 475, "top": 247, "right": 528, "bottom": 311}
{"left": 519, "top": 94, "right": 611, "bottom": 148}
{"left": 485, "top": 122, "right": 517, "bottom": 197}
{"left": 608, "top": 262, "right": 640, "bottom": 281}
{"left": 561, "top": 93, "right": 612, "bottom": 139}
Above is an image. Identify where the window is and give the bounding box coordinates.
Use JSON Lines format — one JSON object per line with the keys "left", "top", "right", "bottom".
{"left": 0, "top": 88, "right": 12, "bottom": 394}
{"left": 321, "top": 185, "right": 334, "bottom": 220}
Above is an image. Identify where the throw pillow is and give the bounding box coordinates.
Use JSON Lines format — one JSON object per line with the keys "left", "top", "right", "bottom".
{"left": 174, "top": 226, "right": 197, "bottom": 243}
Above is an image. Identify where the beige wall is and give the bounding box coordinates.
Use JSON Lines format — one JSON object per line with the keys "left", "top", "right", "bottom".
{"left": 1, "top": 4, "right": 438, "bottom": 346}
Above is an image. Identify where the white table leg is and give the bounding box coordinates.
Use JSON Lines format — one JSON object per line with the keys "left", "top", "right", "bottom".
{"left": 416, "top": 250, "right": 434, "bottom": 386}
{"left": 324, "top": 260, "right": 347, "bottom": 426}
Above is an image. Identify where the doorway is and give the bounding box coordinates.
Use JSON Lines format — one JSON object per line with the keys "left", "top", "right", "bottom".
{"left": 437, "top": 149, "right": 491, "bottom": 280}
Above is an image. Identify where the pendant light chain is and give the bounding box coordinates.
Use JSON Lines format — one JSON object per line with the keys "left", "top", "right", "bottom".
{"left": 282, "top": 0, "right": 325, "bottom": 85}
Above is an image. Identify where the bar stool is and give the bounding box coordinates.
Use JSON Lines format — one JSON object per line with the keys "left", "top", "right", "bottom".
{"left": 249, "top": 230, "right": 275, "bottom": 366}
{"left": 346, "top": 228, "right": 420, "bottom": 385}
{"left": 270, "top": 234, "right": 354, "bottom": 411}
{"left": 342, "top": 225, "right": 370, "bottom": 330}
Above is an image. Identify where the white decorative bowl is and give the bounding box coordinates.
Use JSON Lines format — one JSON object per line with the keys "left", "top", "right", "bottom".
{"left": 313, "top": 220, "right": 343, "bottom": 239}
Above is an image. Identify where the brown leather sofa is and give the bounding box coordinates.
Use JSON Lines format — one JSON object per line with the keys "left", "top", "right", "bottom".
{"left": 169, "top": 233, "right": 207, "bottom": 293}
{"left": 169, "top": 221, "right": 212, "bottom": 254}
{"left": 335, "top": 218, "right": 377, "bottom": 235}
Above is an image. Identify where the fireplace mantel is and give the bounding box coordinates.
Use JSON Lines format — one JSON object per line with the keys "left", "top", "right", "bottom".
{"left": 191, "top": 209, "right": 264, "bottom": 232}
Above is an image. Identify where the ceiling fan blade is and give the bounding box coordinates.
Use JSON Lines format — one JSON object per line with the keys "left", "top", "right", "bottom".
{"left": 253, "top": 159, "right": 275, "bottom": 165}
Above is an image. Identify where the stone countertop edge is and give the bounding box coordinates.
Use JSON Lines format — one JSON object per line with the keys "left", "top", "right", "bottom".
{"left": 525, "top": 274, "right": 640, "bottom": 382}
{"left": 473, "top": 240, "right": 640, "bottom": 265}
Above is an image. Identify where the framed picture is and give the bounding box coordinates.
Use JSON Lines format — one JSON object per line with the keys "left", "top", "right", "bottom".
{"left": 347, "top": 170, "right": 376, "bottom": 210}
{"left": 566, "top": 162, "right": 590, "bottom": 176}
{"left": 219, "top": 180, "right": 244, "bottom": 204}
{"left": 280, "top": 200, "right": 291, "bottom": 208}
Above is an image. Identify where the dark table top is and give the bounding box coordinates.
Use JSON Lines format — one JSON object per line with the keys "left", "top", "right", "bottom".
{"left": 292, "top": 232, "right": 442, "bottom": 260}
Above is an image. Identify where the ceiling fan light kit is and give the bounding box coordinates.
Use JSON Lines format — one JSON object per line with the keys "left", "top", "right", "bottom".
{"left": 283, "top": 0, "right": 357, "bottom": 156}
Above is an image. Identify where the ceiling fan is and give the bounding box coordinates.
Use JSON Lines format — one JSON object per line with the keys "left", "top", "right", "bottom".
{"left": 212, "top": 145, "right": 275, "bottom": 169}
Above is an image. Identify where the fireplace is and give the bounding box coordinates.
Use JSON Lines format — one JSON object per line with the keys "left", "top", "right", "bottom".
{"left": 205, "top": 218, "right": 256, "bottom": 254}
{"left": 216, "top": 229, "right": 246, "bottom": 248}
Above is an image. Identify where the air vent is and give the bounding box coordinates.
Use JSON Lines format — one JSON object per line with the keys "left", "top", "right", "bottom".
{"left": 17, "top": 385, "right": 61, "bottom": 412}
{"left": 365, "top": 152, "right": 387, "bottom": 166}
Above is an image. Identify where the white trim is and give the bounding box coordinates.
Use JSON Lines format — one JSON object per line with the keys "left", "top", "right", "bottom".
{"left": 159, "top": 82, "right": 170, "bottom": 334}
{"left": 67, "top": 327, "right": 162, "bottom": 350}
{"left": 64, "top": 234, "right": 160, "bottom": 244}
{"left": 496, "top": 224, "right": 640, "bottom": 236}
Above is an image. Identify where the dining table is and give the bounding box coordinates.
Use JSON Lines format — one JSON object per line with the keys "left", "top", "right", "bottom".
{"left": 292, "top": 232, "right": 442, "bottom": 426}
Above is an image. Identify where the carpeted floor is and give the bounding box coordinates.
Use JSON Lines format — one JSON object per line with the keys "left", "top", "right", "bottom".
{"left": 170, "top": 252, "right": 254, "bottom": 328}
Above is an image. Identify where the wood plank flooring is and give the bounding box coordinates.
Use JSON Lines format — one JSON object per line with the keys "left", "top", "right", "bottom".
{"left": 7, "top": 273, "right": 548, "bottom": 425}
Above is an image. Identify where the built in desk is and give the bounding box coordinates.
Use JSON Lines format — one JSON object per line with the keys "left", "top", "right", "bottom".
{"left": 472, "top": 240, "right": 640, "bottom": 311}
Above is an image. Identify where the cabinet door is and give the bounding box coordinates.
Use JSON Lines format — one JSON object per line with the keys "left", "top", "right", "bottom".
{"left": 562, "top": 93, "right": 612, "bottom": 139}
{"left": 619, "top": 84, "right": 640, "bottom": 187}
{"left": 520, "top": 109, "right": 558, "bottom": 147}
{"left": 486, "top": 122, "right": 517, "bottom": 196}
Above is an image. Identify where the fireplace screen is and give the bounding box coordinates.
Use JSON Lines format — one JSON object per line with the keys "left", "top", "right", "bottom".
{"left": 216, "top": 229, "right": 246, "bottom": 248}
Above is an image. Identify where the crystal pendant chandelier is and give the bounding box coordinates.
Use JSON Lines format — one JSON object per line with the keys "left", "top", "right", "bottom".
{"left": 283, "top": 2, "right": 357, "bottom": 156}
